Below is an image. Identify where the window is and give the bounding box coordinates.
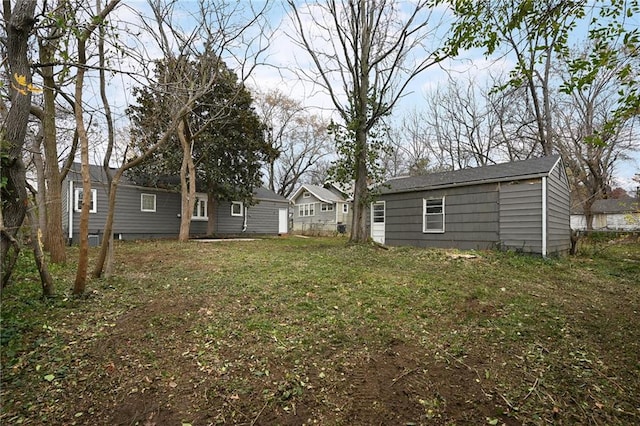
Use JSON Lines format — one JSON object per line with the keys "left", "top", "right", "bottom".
{"left": 372, "top": 202, "right": 385, "bottom": 223}
{"left": 321, "top": 203, "right": 334, "bottom": 212}
{"left": 298, "top": 203, "right": 315, "bottom": 217}
{"left": 141, "top": 193, "right": 156, "bottom": 212}
{"left": 192, "top": 194, "right": 207, "bottom": 220}
{"left": 74, "top": 188, "right": 97, "bottom": 213}
{"left": 342, "top": 203, "right": 349, "bottom": 214}
{"left": 231, "top": 201, "right": 243, "bottom": 216}
{"left": 303, "top": 191, "right": 311, "bottom": 198}
{"left": 423, "top": 197, "right": 445, "bottom": 233}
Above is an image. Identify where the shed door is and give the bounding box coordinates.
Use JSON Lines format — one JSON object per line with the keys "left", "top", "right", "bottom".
{"left": 371, "top": 201, "right": 385, "bottom": 244}
{"left": 278, "top": 208, "right": 288, "bottom": 234}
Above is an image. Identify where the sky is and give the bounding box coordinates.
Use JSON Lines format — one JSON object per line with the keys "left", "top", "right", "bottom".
{"left": 94, "top": 1, "right": 639, "bottom": 192}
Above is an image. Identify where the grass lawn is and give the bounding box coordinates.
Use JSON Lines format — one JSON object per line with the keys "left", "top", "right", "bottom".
{"left": 1, "top": 236, "right": 639, "bottom": 425}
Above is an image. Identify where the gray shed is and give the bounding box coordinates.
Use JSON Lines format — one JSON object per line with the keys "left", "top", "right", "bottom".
{"left": 62, "top": 163, "right": 289, "bottom": 245}
{"left": 373, "top": 155, "right": 571, "bottom": 256}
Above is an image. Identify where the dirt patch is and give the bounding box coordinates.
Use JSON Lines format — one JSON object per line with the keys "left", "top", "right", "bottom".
{"left": 73, "top": 324, "right": 517, "bottom": 425}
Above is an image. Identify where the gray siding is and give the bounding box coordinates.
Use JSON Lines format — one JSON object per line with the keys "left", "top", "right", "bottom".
{"left": 499, "top": 179, "right": 543, "bottom": 253}
{"left": 68, "top": 181, "right": 182, "bottom": 243}
{"left": 546, "top": 163, "right": 571, "bottom": 254}
{"left": 215, "top": 199, "right": 287, "bottom": 235}
{"left": 292, "top": 193, "right": 338, "bottom": 232}
{"left": 382, "top": 183, "right": 500, "bottom": 250}
{"left": 64, "top": 169, "right": 285, "bottom": 243}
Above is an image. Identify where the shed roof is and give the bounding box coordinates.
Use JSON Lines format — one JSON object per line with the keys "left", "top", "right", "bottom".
{"left": 253, "top": 187, "right": 288, "bottom": 203}
{"left": 571, "top": 197, "right": 639, "bottom": 215}
{"left": 381, "top": 155, "right": 562, "bottom": 194}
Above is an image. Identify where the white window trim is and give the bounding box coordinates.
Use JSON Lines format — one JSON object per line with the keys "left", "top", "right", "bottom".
{"left": 372, "top": 202, "right": 385, "bottom": 223}
{"left": 423, "top": 197, "right": 445, "bottom": 233}
{"left": 342, "top": 203, "right": 349, "bottom": 214}
{"left": 231, "top": 201, "right": 244, "bottom": 217}
{"left": 321, "top": 203, "right": 334, "bottom": 212}
{"left": 141, "top": 193, "right": 156, "bottom": 212}
{"left": 298, "top": 203, "right": 315, "bottom": 217}
{"left": 303, "top": 191, "right": 311, "bottom": 198}
{"left": 191, "top": 194, "right": 208, "bottom": 221}
{"left": 74, "top": 188, "right": 97, "bottom": 213}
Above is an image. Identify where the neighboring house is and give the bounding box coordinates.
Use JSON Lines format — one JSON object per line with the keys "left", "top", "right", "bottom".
{"left": 289, "top": 183, "right": 353, "bottom": 234}
{"left": 373, "top": 155, "right": 571, "bottom": 256}
{"left": 570, "top": 197, "right": 640, "bottom": 231}
{"left": 62, "top": 163, "right": 289, "bottom": 245}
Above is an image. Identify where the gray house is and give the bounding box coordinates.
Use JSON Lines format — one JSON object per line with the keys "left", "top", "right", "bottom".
{"left": 373, "top": 155, "right": 571, "bottom": 256}
{"left": 290, "top": 183, "right": 353, "bottom": 234}
{"left": 62, "top": 163, "right": 289, "bottom": 245}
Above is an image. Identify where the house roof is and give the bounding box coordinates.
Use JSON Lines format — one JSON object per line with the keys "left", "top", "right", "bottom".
{"left": 67, "top": 162, "right": 286, "bottom": 202}
{"left": 290, "top": 184, "right": 346, "bottom": 203}
{"left": 571, "top": 197, "right": 639, "bottom": 215}
{"left": 254, "top": 187, "right": 288, "bottom": 203}
{"left": 381, "top": 155, "right": 562, "bottom": 194}
{"left": 324, "top": 180, "right": 354, "bottom": 199}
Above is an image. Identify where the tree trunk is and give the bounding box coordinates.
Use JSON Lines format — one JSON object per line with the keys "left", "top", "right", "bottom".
{"left": 31, "top": 123, "right": 48, "bottom": 237}
{"left": 72, "top": 0, "right": 121, "bottom": 290}
{"left": 178, "top": 119, "right": 196, "bottom": 242}
{"left": 26, "top": 199, "right": 54, "bottom": 297}
{"left": 73, "top": 37, "right": 92, "bottom": 295}
{"left": 350, "top": 126, "right": 370, "bottom": 243}
{"left": 40, "top": 32, "right": 67, "bottom": 263}
{"left": 583, "top": 199, "right": 595, "bottom": 231}
{"left": 1, "top": 0, "right": 37, "bottom": 283}
{"left": 349, "top": 0, "right": 371, "bottom": 244}
{"left": 91, "top": 171, "right": 122, "bottom": 278}
{"left": 207, "top": 194, "right": 218, "bottom": 236}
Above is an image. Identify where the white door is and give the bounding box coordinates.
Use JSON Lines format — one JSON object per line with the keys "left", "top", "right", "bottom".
{"left": 371, "top": 201, "right": 385, "bottom": 244}
{"left": 278, "top": 208, "right": 288, "bottom": 234}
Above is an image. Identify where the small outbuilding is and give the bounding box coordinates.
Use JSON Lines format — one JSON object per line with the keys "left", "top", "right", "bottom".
{"left": 373, "top": 155, "right": 571, "bottom": 256}
{"left": 571, "top": 197, "right": 640, "bottom": 231}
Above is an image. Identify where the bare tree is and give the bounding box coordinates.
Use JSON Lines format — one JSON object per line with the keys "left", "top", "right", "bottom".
{"left": 92, "top": 0, "right": 272, "bottom": 276}
{"left": 254, "top": 89, "right": 333, "bottom": 198}
{"left": 288, "top": 0, "right": 454, "bottom": 243}
{"left": 1, "top": 0, "right": 38, "bottom": 287}
{"left": 555, "top": 45, "right": 639, "bottom": 230}
{"left": 72, "top": 0, "right": 121, "bottom": 295}
{"left": 35, "top": 0, "right": 70, "bottom": 264}
{"left": 253, "top": 89, "right": 304, "bottom": 192}
{"left": 424, "top": 76, "right": 502, "bottom": 170}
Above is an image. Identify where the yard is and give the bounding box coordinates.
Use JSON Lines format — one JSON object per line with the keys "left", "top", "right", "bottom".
{"left": 1, "top": 236, "right": 639, "bottom": 425}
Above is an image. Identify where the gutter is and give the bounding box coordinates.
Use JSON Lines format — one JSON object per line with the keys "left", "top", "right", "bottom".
{"left": 542, "top": 176, "right": 547, "bottom": 257}
{"left": 68, "top": 179, "right": 74, "bottom": 242}
{"left": 242, "top": 206, "right": 248, "bottom": 232}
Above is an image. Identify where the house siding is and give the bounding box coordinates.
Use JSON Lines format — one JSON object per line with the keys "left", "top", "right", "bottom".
{"left": 382, "top": 183, "right": 500, "bottom": 250}
{"left": 67, "top": 181, "right": 183, "bottom": 244}
{"left": 499, "top": 179, "right": 543, "bottom": 253}
{"left": 292, "top": 193, "right": 337, "bottom": 233}
{"left": 215, "top": 199, "right": 286, "bottom": 235}
{"left": 546, "top": 163, "right": 571, "bottom": 254}
{"left": 63, "top": 164, "right": 287, "bottom": 243}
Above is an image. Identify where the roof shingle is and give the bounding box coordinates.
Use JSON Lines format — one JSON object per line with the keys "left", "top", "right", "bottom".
{"left": 381, "top": 155, "right": 562, "bottom": 194}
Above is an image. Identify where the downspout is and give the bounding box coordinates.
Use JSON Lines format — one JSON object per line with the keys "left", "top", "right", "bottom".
{"left": 542, "top": 176, "right": 547, "bottom": 257}
{"left": 68, "top": 179, "right": 74, "bottom": 244}
{"left": 242, "top": 206, "right": 248, "bottom": 232}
